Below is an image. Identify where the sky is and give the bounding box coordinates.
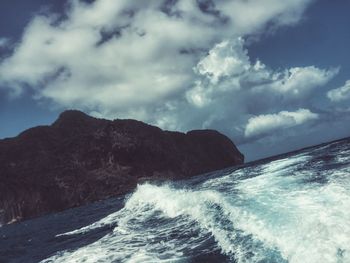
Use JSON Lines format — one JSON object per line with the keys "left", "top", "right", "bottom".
{"left": 0, "top": 0, "right": 350, "bottom": 161}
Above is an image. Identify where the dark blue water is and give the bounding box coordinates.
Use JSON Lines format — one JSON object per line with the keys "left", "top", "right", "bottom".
{"left": 1, "top": 138, "right": 350, "bottom": 263}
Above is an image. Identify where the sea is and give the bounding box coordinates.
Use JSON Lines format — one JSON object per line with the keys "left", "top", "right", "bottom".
{"left": 1, "top": 137, "right": 350, "bottom": 263}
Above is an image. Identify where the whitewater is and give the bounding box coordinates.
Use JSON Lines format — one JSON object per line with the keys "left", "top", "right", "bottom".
{"left": 1, "top": 138, "right": 350, "bottom": 263}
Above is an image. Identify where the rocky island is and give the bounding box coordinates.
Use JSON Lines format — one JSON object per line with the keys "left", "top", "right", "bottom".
{"left": 0, "top": 110, "right": 244, "bottom": 225}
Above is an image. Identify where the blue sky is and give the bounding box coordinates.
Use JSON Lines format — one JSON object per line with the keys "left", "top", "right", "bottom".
{"left": 0, "top": 0, "right": 350, "bottom": 161}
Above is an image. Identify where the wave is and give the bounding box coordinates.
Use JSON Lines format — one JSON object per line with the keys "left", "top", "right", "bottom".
{"left": 42, "top": 145, "right": 350, "bottom": 263}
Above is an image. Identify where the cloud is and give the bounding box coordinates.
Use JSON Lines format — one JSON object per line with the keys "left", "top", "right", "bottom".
{"left": 213, "top": 0, "right": 315, "bottom": 33}
{"left": 268, "top": 66, "right": 339, "bottom": 98}
{"left": 1, "top": 0, "right": 342, "bottom": 159}
{"left": 175, "top": 38, "right": 336, "bottom": 135}
{"left": 195, "top": 38, "right": 250, "bottom": 84}
{"left": 0, "top": 0, "right": 313, "bottom": 107}
{"left": 244, "top": 109, "right": 319, "bottom": 138}
{"left": 185, "top": 39, "right": 337, "bottom": 109}
{"left": 327, "top": 80, "right": 350, "bottom": 102}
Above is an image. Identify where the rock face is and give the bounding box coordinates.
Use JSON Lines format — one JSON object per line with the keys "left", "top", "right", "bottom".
{"left": 0, "top": 110, "right": 244, "bottom": 225}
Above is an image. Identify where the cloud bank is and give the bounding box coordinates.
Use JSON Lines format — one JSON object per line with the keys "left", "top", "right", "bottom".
{"left": 0, "top": 0, "right": 344, "bottom": 160}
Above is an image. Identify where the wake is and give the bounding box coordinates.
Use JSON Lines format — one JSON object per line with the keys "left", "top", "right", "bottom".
{"left": 42, "top": 143, "right": 350, "bottom": 263}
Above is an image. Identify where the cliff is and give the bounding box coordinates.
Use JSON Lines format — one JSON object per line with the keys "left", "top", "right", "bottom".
{"left": 0, "top": 110, "right": 244, "bottom": 225}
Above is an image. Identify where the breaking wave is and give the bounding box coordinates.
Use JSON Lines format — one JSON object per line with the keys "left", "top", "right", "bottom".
{"left": 41, "top": 141, "right": 350, "bottom": 263}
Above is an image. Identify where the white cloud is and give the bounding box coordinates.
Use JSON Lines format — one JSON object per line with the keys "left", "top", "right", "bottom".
{"left": 215, "top": 0, "right": 314, "bottom": 33}
{"left": 1, "top": 0, "right": 339, "bottom": 151}
{"left": 244, "top": 109, "right": 319, "bottom": 138}
{"left": 180, "top": 39, "right": 335, "bottom": 131}
{"left": 327, "top": 80, "right": 350, "bottom": 102}
{"left": 274, "top": 66, "right": 339, "bottom": 97}
{"left": 196, "top": 38, "right": 250, "bottom": 84}
{"left": 187, "top": 40, "right": 338, "bottom": 109}
{"left": 0, "top": 0, "right": 313, "bottom": 108}
{"left": 135, "top": 37, "right": 335, "bottom": 145}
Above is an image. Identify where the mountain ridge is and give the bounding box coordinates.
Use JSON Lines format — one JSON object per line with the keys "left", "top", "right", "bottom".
{"left": 0, "top": 110, "right": 244, "bottom": 225}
